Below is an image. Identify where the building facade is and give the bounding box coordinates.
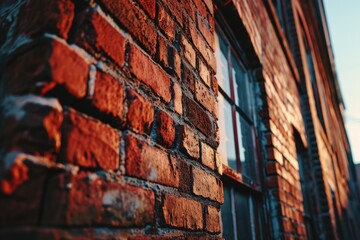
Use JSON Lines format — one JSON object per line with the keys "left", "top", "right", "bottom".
{"left": 0, "top": 0, "right": 358, "bottom": 239}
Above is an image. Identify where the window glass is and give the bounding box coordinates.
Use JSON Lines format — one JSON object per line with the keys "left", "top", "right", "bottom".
{"left": 218, "top": 94, "right": 237, "bottom": 170}
{"left": 235, "top": 191, "right": 252, "bottom": 240}
{"left": 236, "top": 112, "right": 256, "bottom": 179}
{"left": 221, "top": 185, "right": 236, "bottom": 239}
{"left": 215, "top": 32, "right": 231, "bottom": 96}
{"left": 232, "top": 54, "right": 251, "bottom": 117}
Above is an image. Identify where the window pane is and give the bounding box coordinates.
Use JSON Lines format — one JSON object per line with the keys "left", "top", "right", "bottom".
{"left": 235, "top": 191, "right": 252, "bottom": 240}
{"left": 232, "top": 55, "right": 251, "bottom": 117}
{"left": 221, "top": 185, "right": 235, "bottom": 239}
{"left": 236, "top": 112, "right": 256, "bottom": 179}
{"left": 215, "top": 32, "right": 231, "bottom": 96}
{"left": 218, "top": 94, "right": 237, "bottom": 170}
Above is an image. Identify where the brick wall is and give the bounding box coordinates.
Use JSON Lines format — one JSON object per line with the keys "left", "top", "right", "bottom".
{"left": 0, "top": 0, "right": 358, "bottom": 239}
{"left": 0, "top": 0, "right": 222, "bottom": 238}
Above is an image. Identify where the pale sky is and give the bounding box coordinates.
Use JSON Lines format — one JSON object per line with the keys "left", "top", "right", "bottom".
{"left": 324, "top": 0, "right": 360, "bottom": 163}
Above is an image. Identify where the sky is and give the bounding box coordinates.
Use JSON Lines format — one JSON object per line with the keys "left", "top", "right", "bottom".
{"left": 323, "top": 0, "right": 360, "bottom": 163}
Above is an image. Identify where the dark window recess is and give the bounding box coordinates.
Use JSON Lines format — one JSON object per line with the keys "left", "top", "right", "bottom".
{"left": 221, "top": 184, "right": 264, "bottom": 240}
{"left": 304, "top": 38, "right": 326, "bottom": 130}
{"left": 273, "top": 0, "right": 289, "bottom": 37}
{"left": 295, "top": 133, "right": 317, "bottom": 240}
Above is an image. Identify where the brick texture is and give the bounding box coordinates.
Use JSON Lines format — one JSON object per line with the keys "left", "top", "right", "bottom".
{"left": 1, "top": 0, "right": 356, "bottom": 239}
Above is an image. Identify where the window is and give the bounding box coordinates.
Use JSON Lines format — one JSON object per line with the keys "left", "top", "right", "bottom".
{"left": 303, "top": 37, "right": 326, "bottom": 130}
{"left": 215, "top": 16, "right": 264, "bottom": 240}
{"left": 215, "top": 27, "right": 257, "bottom": 182}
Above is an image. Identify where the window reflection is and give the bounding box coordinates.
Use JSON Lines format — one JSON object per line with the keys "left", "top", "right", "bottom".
{"left": 218, "top": 94, "right": 237, "bottom": 170}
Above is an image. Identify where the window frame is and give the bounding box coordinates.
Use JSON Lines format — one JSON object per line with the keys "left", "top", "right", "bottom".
{"left": 215, "top": 20, "right": 260, "bottom": 186}
{"left": 215, "top": 8, "right": 266, "bottom": 240}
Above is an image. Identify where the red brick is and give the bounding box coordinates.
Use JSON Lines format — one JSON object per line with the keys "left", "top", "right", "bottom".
{"left": 178, "top": 125, "right": 200, "bottom": 159}
{"left": 0, "top": 152, "right": 50, "bottom": 226}
{"left": 201, "top": 142, "right": 215, "bottom": 170}
{"left": 183, "top": 95, "right": 212, "bottom": 136}
{"left": 267, "top": 175, "right": 281, "bottom": 188}
{"left": 162, "top": 194, "right": 202, "bottom": 230}
{"left": 101, "top": 0, "right": 157, "bottom": 55}
{"left": 205, "top": 206, "right": 220, "bottom": 233}
{"left": 211, "top": 74, "right": 218, "bottom": 94}
{"left": 4, "top": 38, "right": 88, "bottom": 98}
{"left": 195, "top": 80, "right": 217, "bottom": 116}
{"left": 158, "top": 6, "right": 175, "bottom": 40}
{"left": 198, "top": 59, "right": 211, "bottom": 86}
{"left": 197, "top": 12, "right": 214, "bottom": 50}
{"left": 188, "top": 20, "right": 215, "bottom": 70}
{"left": 1, "top": 95, "right": 63, "bottom": 159}
{"left": 60, "top": 109, "right": 119, "bottom": 170}
{"left": 126, "top": 90, "right": 154, "bottom": 134}
{"left": 182, "top": 65, "right": 196, "bottom": 93}
{"left": 92, "top": 70, "right": 124, "bottom": 121}
{"left": 158, "top": 36, "right": 181, "bottom": 77}
{"left": 173, "top": 82, "right": 183, "bottom": 115}
{"left": 161, "top": 0, "right": 182, "bottom": 26}
{"left": 156, "top": 111, "right": 175, "bottom": 148}
{"left": 16, "top": 0, "right": 74, "bottom": 39}
{"left": 183, "top": 0, "right": 196, "bottom": 21}
{"left": 182, "top": 36, "right": 196, "bottom": 68}
{"left": 125, "top": 136, "right": 179, "bottom": 187}
{"left": 73, "top": 10, "right": 126, "bottom": 68}
{"left": 137, "top": 0, "right": 156, "bottom": 19}
{"left": 215, "top": 152, "right": 223, "bottom": 175}
{"left": 129, "top": 45, "right": 171, "bottom": 103}
{"left": 42, "top": 172, "right": 155, "bottom": 227}
{"left": 178, "top": 159, "right": 192, "bottom": 193}
{"left": 192, "top": 167, "right": 223, "bottom": 203}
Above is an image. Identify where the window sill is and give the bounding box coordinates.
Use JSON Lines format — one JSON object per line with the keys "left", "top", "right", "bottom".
{"left": 222, "top": 164, "right": 262, "bottom": 193}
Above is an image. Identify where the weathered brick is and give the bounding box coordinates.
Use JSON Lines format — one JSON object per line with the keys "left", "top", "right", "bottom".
{"left": 16, "top": 0, "right": 74, "bottom": 39}
{"left": 162, "top": 194, "right": 202, "bottom": 230}
{"left": 197, "top": 12, "right": 214, "bottom": 50}
{"left": 201, "top": 142, "right": 215, "bottom": 170}
{"left": 188, "top": 20, "right": 215, "bottom": 70}
{"left": 192, "top": 167, "right": 223, "bottom": 203}
{"left": 215, "top": 152, "right": 223, "bottom": 175}
{"left": 101, "top": 0, "right": 157, "bottom": 55}
{"left": 125, "top": 136, "right": 179, "bottom": 187}
{"left": 205, "top": 206, "right": 220, "bottom": 233}
{"left": 182, "top": 65, "right": 196, "bottom": 93}
{"left": 60, "top": 109, "right": 119, "bottom": 170}
{"left": 161, "top": 0, "right": 182, "bottom": 26}
{"left": 158, "top": 6, "right": 175, "bottom": 40}
{"left": 137, "top": 0, "right": 156, "bottom": 19}
{"left": 195, "top": 80, "right": 217, "bottom": 116}
{"left": 73, "top": 10, "right": 126, "bottom": 68}
{"left": 183, "top": 0, "right": 196, "bottom": 21}
{"left": 178, "top": 159, "right": 192, "bottom": 193}
{"left": 173, "top": 82, "right": 183, "bottom": 115}
{"left": 92, "top": 70, "right": 124, "bottom": 121}
{"left": 158, "top": 36, "right": 181, "bottom": 77}
{"left": 0, "top": 152, "right": 51, "bottom": 226}
{"left": 1, "top": 95, "right": 63, "bottom": 159}
{"left": 4, "top": 38, "right": 88, "bottom": 99}
{"left": 182, "top": 36, "right": 196, "bottom": 68}
{"left": 126, "top": 90, "right": 154, "bottom": 134}
{"left": 130, "top": 45, "right": 171, "bottom": 102}
{"left": 156, "top": 111, "right": 175, "bottom": 148}
{"left": 198, "top": 59, "right": 211, "bottom": 87}
{"left": 178, "top": 125, "right": 200, "bottom": 159}
{"left": 183, "top": 95, "right": 212, "bottom": 136}
{"left": 42, "top": 172, "right": 155, "bottom": 227}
